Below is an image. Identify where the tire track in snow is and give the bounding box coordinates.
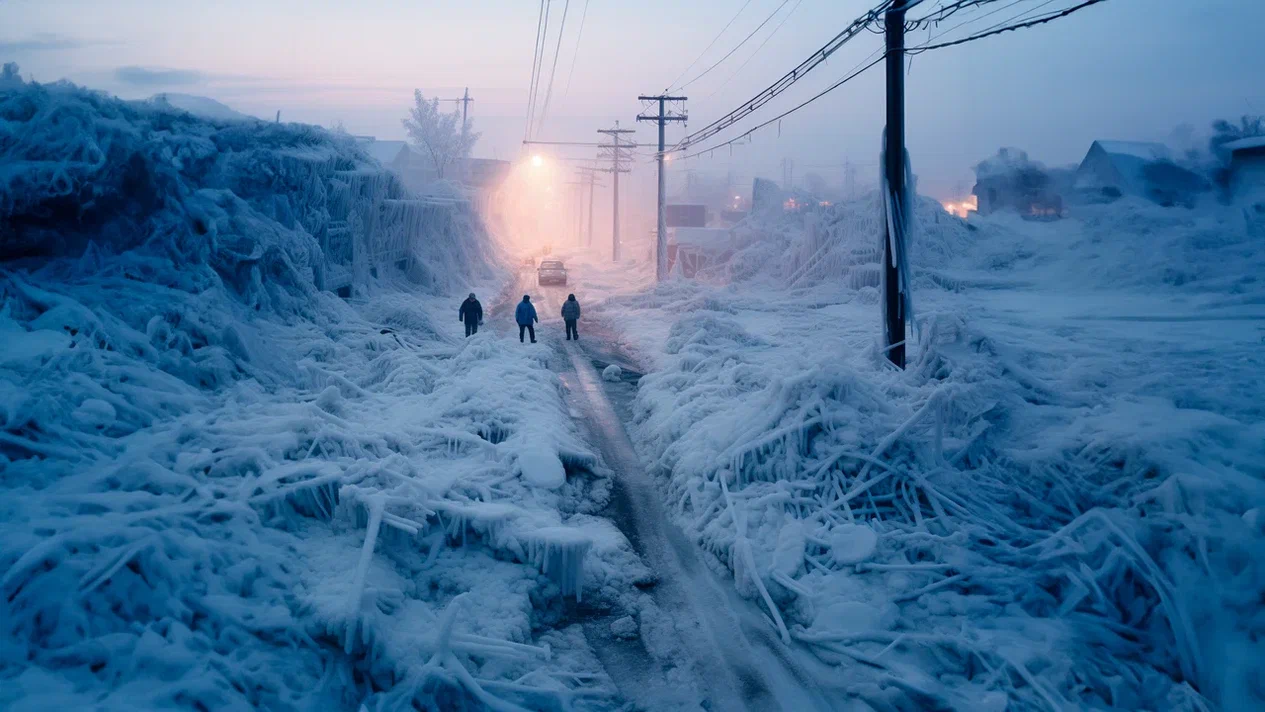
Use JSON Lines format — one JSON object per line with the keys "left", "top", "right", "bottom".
{"left": 533, "top": 286, "right": 838, "bottom": 712}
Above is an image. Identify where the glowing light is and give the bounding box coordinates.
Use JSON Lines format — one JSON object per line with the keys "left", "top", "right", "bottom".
{"left": 941, "top": 194, "right": 978, "bottom": 219}
{"left": 531, "top": 155, "right": 544, "bottom": 168}
{"left": 734, "top": 195, "right": 741, "bottom": 201}
{"left": 664, "top": 153, "right": 672, "bottom": 162}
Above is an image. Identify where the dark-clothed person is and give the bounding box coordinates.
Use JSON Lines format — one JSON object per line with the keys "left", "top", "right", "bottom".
{"left": 561, "top": 293, "right": 581, "bottom": 341}
{"left": 515, "top": 295, "right": 538, "bottom": 343}
{"left": 459, "top": 293, "right": 483, "bottom": 337}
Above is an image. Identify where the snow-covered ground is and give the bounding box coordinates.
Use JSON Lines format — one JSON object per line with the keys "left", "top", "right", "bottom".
{"left": 563, "top": 194, "right": 1265, "bottom": 711}
{"left": 0, "top": 78, "right": 648, "bottom": 711}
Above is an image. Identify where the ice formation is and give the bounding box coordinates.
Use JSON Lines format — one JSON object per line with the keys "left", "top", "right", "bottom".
{"left": 0, "top": 76, "right": 622, "bottom": 710}
{"left": 581, "top": 190, "right": 1265, "bottom": 710}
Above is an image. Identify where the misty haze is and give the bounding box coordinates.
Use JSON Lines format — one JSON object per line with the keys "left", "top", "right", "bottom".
{"left": 1, "top": 1, "right": 1262, "bottom": 711}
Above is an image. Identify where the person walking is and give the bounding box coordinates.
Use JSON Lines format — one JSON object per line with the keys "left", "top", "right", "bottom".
{"left": 515, "top": 295, "right": 538, "bottom": 343}
{"left": 560, "top": 293, "right": 581, "bottom": 341}
{"left": 458, "top": 292, "right": 483, "bottom": 337}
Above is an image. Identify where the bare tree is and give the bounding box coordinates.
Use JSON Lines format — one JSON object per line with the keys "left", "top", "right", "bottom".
{"left": 402, "top": 90, "right": 480, "bottom": 180}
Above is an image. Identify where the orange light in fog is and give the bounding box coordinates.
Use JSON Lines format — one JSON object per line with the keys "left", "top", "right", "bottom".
{"left": 531, "top": 155, "right": 544, "bottom": 168}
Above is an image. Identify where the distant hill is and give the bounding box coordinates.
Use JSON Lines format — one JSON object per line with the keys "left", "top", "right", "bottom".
{"left": 148, "top": 92, "right": 257, "bottom": 122}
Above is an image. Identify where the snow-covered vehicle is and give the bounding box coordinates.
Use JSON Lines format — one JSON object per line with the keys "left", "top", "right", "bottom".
{"left": 537, "top": 260, "right": 567, "bottom": 286}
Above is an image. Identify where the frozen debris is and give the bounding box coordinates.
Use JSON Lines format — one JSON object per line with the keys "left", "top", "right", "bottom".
{"left": 602, "top": 364, "right": 622, "bottom": 382}
{"left": 600, "top": 189, "right": 1265, "bottom": 709}
{"left": 609, "top": 616, "right": 638, "bottom": 640}
{"left": 70, "top": 399, "right": 116, "bottom": 430}
{"left": 517, "top": 441, "right": 567, "bottom": 489}
{"left": 828, "top": 523, "right": 879, "bottom": 566}
{"left": 521, "top": 527, "right": 593, "bottom": 601}
{"left": 0, "top": 79, "right": 622, "bottom": 710}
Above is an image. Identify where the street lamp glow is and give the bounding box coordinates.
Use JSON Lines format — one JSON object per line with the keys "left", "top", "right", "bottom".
{"left": 531, "top": 155, "right": 544, "bottom": 168}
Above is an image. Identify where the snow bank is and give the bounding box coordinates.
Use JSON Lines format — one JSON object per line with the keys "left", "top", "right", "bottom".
{"left": 0, "top": 77, "right": 626, "bottom": 711}
{"left": 614, "top": 194, "right": 1265, "bottom": 709}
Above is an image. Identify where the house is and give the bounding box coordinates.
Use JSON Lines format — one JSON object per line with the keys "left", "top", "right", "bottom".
{"left": 461, "top": 157, "right": 513, "bottom": 218}
{"left": 356, "top": 137, "right": 410, "bottom": 171}
{"left": 972, "top": 148, "right": 1064, "bottom": 218}
{"left": 1075, "top": 140, "right": 1207, "bottom": 206}
{"left": 1225, "top": 136, "right": 1265, "bottom": 205}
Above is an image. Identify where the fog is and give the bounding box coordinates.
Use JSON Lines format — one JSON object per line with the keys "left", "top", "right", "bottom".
{"left": 4, "top": 0, "right": 1261, "bottom": 212}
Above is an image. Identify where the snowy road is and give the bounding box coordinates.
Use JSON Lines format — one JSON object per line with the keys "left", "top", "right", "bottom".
{"left": 530, "top": 285, "right": 841, "bottom": 712}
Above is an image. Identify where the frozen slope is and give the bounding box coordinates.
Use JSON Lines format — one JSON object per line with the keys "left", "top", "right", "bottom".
{"left": 0, "top": 77, "right": 640, "bottom": 711}
{"left": 567, "top": 196, "right": 1265, "bottom": 711}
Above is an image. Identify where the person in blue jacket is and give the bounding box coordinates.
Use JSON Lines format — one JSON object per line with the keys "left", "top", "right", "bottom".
{"left": 515, "top": 295, "right": 538, "bottom": 343}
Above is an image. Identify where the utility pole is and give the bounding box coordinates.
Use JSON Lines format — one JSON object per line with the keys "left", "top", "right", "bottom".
{"left": 444, "top": 89, "right": 475, "bottom": 130}
{"left": 575, "top": 166, "right": 603, "bottom": 248}
{"left": 883, "top": 3, "right": 908, "bottom": 369}
{"left": 637, "top": 95, "right": 688, "bottom": 281}
{"left": 597, "top": 122, "right": 635, "bottom": 261}
{"left": 565, "top": 180, "right": 585, "bottom": 245}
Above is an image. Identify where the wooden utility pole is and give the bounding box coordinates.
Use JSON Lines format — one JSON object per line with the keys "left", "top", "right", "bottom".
{"left": 883, "top": 4, "right": 908, "bottom": 368}
{"left": 444, "top": 89, "right": 474, "bottom": 131}
{"left": 597, "top": 122, "right": 635, "bottom": 261}
{"left": 637, "top": 95, "right": 688, "bottom": 281}
{"left": 575, "top": 166, "right": 603, "bottom": 248}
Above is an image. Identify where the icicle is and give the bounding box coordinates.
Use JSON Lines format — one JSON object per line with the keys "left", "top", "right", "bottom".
{"left": 345, "top": 496, "right": 384, "bottom": 654}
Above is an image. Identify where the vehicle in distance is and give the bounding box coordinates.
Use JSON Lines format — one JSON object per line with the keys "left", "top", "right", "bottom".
{"left": 537, "top": 260, "right": 567, "bottom": 286}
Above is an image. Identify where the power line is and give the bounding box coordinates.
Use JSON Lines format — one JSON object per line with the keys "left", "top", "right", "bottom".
{"left": 672, "top": 0, "right": 896, "bottom": 152}
{"left": 679, "top": 54, "right": 886, "bottom": 161}
{"left": 908, "top": 0, "right": 1108, "bottom": 53}
{"left": 526, "top": 0, "right": 553, "bottom": 139}
{"left": 523, "top": 0, "right": 547, "bottom": 141}
{"left": 678, "top": 0, "right": 1111, "bottom": 160}
{"left": 678, "top": 0, "right": 794, "bottom": 91}
{"left": 911, "top": 0, "right": 1046, "bottom": 47}
{"left": 706, "top": 0, "right": 805, "bottom": 100}
{"left": 666, "top": 0, "right": 756, "bottom": 92}
{"left": 537, "top": 0, "right": 571, "bottom": 129}
{"left": 563, "top": 0, "right": 591, "bottom": 97}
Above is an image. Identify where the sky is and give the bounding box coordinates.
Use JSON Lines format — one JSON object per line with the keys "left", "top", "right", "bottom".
{"left": 3, "top": 0, "right": 1264, "bottom": 199}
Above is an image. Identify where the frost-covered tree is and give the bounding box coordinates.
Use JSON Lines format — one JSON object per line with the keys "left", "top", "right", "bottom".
{"left": 1, "top": 62, "right": 22, "bottom": 86}
{"left": 402, "top": 90, "right": 480, "bottom": 180}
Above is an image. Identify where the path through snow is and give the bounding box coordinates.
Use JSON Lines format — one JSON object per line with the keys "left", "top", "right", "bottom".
{"left": 532, "top": 286, "right": 842, "bottom": 712}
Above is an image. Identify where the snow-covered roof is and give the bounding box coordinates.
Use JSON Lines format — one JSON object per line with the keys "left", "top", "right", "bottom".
{"left": 148, "top": 93, "right": 256, "bottom": 122}
{"left": 1224, "top": 136, "right": 1265, "bottom": 154}
{"left": 358, "top": 139, "right": 409, "bottom": 166}
{"left": 1094, "top": 141, "right": 1173, "bottom": 162}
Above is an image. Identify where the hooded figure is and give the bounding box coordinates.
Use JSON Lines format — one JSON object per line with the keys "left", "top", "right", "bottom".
{"left": 561, "top": 294, "right": 581, "bottom": 341}
{"left": 515, "top": 295, "right": 538, "bottom": 343}
{"left": 459, "top": 293, "right": 483, "bottom": 337}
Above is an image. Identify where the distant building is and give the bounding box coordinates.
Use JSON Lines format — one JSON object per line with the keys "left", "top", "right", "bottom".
{"left": 1225, "top": 136, "right": 1265, "bottom": 205}
{"left": 666, "top": 204, "right": 707, "bottom": 227}
{"left": 971, "top": 148, "right": 1064, "bottom": 219}
{"left": 1075, "top": 140, "right": 1207, "bottom": 206}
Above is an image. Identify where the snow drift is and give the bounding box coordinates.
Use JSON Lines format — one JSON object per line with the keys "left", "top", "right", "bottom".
{"left": 0, "top": 76, "right": 628, "bottom": 711}
{"left": 599, "top": 194, "right": 1265, "bottom": 711}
